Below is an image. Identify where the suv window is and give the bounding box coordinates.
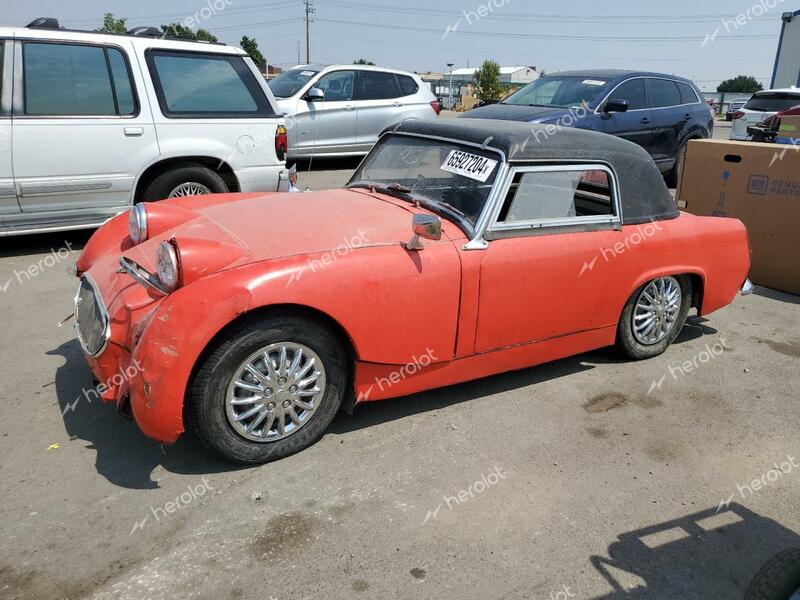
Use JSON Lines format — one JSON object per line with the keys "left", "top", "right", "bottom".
{"left": 356, "top": 71, "right": 400, "bottom": 100}
{"left": 744, "top": 92, "right": 800, "bottom": 112}
{"left": 396, "top": 75, "right": 419, "bottom": 96}
{"left": 647, "top": 79, "right": 682, "bottom": 109}
{"left": 23, "top": 42, "right": 136, "bottom": 116}
{"left": 315, "top": 71, "right": 354, "bottom": 102}
{"left": 147, "top": 50, "right": 275, "bottom": 117}
{"left": 677, "top": 82, "right": 699, "bottom": 105}
{"left": 498, "top": 169, "right": 614, "bottom": 223}
{"left": 608, "top": 79, "right": 646, "bottom": 110}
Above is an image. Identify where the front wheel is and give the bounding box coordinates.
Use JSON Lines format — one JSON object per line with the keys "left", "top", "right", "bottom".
{"left": 188, "top": 314, "right": 347, "bottom": 464}
{"left": 616, "top": 275, "right": 692, "bottom": 360}
{"left": 745, "top": 548, "right": 800, "bottom": 600}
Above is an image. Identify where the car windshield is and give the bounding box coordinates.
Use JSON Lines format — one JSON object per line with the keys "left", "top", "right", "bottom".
{"left": 347, "top": 135, "right": 501, "bottom": 228}
{"left": 503, "top": 76, "right": 611, "bottom": 109}
{"left": 267, "top": 68, "right": 319, "bottom": 98}
{"left": 744, "top": 92, "right": 800, "bottom": 112}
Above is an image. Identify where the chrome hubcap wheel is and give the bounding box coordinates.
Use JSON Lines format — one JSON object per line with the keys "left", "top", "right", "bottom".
{"left": 226, "top": 342, "right": 326, "bottom": 443}
{"left": 633, "top": 276, "right": 682, "bottom": 345}
{"left": 168, "top": 181, "right": 212, "bottom": 197}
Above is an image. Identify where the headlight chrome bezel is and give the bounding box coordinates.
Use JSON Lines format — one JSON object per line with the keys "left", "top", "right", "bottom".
{"left": 156, "top": 240, "right": 181, "bottom": 293}
{"left": 128, "top": 204, "right": 148, "bottom": 245}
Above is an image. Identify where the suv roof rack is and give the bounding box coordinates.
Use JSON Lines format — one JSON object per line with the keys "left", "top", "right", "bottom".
{"left": 26, "top": 17, "right": 61, "bottom": 30}
{"left": 127, "top": 27, "right": 163, "bottom": 38}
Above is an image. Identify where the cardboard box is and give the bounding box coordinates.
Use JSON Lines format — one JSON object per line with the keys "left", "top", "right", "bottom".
{"left": 676, "top": 138, "right": 800, "bottom": 296}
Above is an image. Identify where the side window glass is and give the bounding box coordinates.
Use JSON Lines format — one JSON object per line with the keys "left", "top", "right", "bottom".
{"left": 315, "top": 71, "right": 354, "bottom": 102}
{"left": 498, "top": 169, "right": 614, "bottom": 224}
{"left": 107, "top": 48, "right": 136, "bottom": 115}
{"left": 677, "top": 82, "right": 699, "bottom": 105}
{"left": 396, "top": 75, "right": 419, "bottom": 96}
{"left": 648, "top": 79, "right": 682, "bottom": 109}
{"left": 24, "top": 43, "right": 117, "bottom": 115}
{"left": 357, "top": 71, "right": 401, "bottom": 100}
{"left": 608, "top": 79, "right": 646, "bottom": 111}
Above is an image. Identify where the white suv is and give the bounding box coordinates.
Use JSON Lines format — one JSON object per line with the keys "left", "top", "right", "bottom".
{"left": 0, "top": 19, "right": 290, "bottom": 237}
{"left": 268, "top": 64, "right": 440, "bottom": 158}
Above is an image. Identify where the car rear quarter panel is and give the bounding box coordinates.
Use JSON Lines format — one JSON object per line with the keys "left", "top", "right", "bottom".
{"left": 128, "top": 238, "right": 462, "bottom": 442}
{"left": 591, "top": 213, "right": 749, "bottom": 329}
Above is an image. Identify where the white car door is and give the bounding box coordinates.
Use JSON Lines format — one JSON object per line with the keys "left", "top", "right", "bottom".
{"left": 291, "top": 70, "right": 358, "bottom": 155}
{"left": 11, "top": 38, "right": 159, "bottom": 215}
{"left": 355, "top": 71, "right": 406, "bottom": 147}
{"left": 0, "top": 40, "right": 20, "bottom": 223}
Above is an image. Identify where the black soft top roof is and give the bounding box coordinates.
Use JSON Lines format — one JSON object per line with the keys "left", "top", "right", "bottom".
{"left": 387, "top": 118, "right": 679, "bottom": 224}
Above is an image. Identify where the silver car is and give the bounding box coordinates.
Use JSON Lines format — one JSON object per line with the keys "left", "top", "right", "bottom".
{"left": 269, "top": 64, "right": 440, "bottom": 158}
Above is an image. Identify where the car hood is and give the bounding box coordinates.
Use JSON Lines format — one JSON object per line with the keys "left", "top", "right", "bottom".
{"left": 131, "top": 188, "right": 452, "bottom": 272}
{"left": 462, "top": 103, "right": 574, "bottom": 123}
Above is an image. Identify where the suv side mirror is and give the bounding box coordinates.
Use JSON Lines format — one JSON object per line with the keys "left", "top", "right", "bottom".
{"left": 304, "top": 87, "right": 325, "bottom": 102}
{"left": 603, "top": 99, "right": 630, "bottom": 114}
{"left": 406, "top": 214, "right": 442, "bottom": 250}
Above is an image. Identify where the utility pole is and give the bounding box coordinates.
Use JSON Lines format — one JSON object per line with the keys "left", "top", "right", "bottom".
{"left": 447, "top": 63, "right": 454, "bottom": 110}
{"left": 304, "top": 0, "right": 315, "bottom": 64}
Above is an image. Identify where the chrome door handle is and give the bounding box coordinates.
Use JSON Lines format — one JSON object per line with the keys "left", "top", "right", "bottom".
{"left": 392, "top": 102, "right": 402, "bottom": 107}
{"left": 344, "top": 105, "right": 355, "bottom": 111}
{"left": 124, "top": 127, "right": 144, "bottom": 137}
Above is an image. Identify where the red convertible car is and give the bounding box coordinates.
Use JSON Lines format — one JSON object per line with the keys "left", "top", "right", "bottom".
{"left": 73, "top": 119, "right": 752, "bottom": 464}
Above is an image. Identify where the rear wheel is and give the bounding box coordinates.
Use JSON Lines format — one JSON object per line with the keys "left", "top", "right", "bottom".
{"left": 143, "top": 164, "right": 228, "bottom": 201}
{"left": 665, "top": 140, "right": 689, "bottom": 188}
{"left": 188, "top": 314, "right": 346, "bottom": 464}
{"left": 745, "top": 548, "right": 800, "bottom": 600}
{"left": 617, "top": 275, "right": 691, "bottom": 360}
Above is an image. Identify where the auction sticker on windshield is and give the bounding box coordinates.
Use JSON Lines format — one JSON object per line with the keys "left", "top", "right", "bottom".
{"left": 441, "top": 150, "right": 498, "bottom": 182}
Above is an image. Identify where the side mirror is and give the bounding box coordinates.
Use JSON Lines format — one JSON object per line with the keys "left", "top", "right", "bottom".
{"left": 603, "top": 99, "right": 630, "bottom": 114}
{"left": 304, "top": 87, "right": 324, "bottom": 102}
{"left": 406, "top": 214, "right": 442, "bottom": 250}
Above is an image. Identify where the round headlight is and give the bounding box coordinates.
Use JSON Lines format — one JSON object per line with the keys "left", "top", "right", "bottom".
{"left": 156, "top": 241, "right": 180, "bottom": 293}
{"left": 128, "top": 204, "right": 148, "bottom": 244}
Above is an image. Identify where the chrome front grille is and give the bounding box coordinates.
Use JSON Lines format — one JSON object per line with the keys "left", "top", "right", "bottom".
{"left": 75, "top": 277, "right": 109, "bottom": 357}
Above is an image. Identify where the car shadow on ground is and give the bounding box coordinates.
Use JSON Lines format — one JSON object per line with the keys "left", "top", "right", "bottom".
{"left": 49, "top": 314, "right": 718, "bottom": 489}
{"left": 49, "top": 338, "right": 244, "bottom": 490}
{"left": 585, "top": 503, "right": 800, "bottom": 599}
{"left": 0, "top": 230, "right": 91, "bottom": 259}
{"left": 754, "top": 285, "right": 800, "bottom": 306}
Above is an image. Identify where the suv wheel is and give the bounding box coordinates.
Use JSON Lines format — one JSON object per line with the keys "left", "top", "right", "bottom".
{"left": 143, "top": 164, "right": 228, "bottom": 201}
{"left": 665, "top": 140, "right": 690, "bottom": 188}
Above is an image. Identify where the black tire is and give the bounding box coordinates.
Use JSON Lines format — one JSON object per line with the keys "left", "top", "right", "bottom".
{"left": 665, "top": 140, "right": 689, "bottom": 188}
{"left": 188, "top": 314, "right": 347, "bottom": 464}
{"left": 616, "top": 275, "right": 692, "bottom": 360}
{"left": 745, "top": 548, "right": 800, "bottom": 600}
{"left": 142, "top": 164, "right": 228, "bottom": 202}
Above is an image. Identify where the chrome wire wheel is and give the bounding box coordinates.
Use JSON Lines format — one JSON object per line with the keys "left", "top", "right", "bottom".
{"left": 225, "top": 342, "right": 326, "bottom": 443}
{"left": 168, "top": 181, "right": 212, "bottom": 197}
{"left": 632, "top": 276, "right": 682, "bottom": 345}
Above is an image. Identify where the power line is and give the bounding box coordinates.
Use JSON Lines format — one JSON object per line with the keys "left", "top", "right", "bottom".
{"left": 314, "top": 17, "right": 776, "bottom": 41}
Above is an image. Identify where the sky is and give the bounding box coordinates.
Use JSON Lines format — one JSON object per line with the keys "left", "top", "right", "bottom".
{"left": 3, "top": 0, "right": 791, "bottom": 90}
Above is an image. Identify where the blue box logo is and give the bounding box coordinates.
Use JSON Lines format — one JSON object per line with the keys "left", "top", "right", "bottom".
{"left": 748, "top": 175, "right": 769, "bottom": 195}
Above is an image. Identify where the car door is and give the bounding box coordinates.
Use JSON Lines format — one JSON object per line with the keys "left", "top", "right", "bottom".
{"left": 646, "top": 78, "right": 685, "bottom": 166}
{"left": 291, "top": 69, "right": 357, "bottom": 155}
{"left": 11, "top": 39, "right": 158, "bottom": 216}
{"left": 600, "top": 78, "right": 654, "bottom": 151}
{"left": 0, "top": 40, "right": 20, "bottom": 224}
{"left": 473, "top": 164, "right": 620, "bottom": 352}
{"left": 355, "top": 71, "right": 406, "bottom": 148}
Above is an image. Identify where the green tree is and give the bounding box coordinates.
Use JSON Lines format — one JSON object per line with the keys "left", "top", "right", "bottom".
{"left": 353, "top": 58, "right": 375, "bottom": 65}
{"left": 196, "top": 29, "right": 218, "bottom": 43}
{"left": 160, "top": 23, "right": 198, "bottom": 40}
{"left": 96, "top": 13, "right": 127, "bottom": 34}
{"left": 473, "top": 60, "right": 504, "bottom": 105}
{"left": 240, "top": 36, "right": 265, "bottom": 69}
{"left": 717, "top": 75, "right": 763, "bottom": 93}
